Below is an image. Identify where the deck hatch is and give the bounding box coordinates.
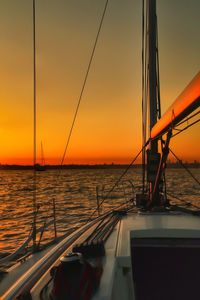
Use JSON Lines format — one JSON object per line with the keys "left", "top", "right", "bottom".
{"left": 131, "top": 238, "right": 200, "bottom": 300}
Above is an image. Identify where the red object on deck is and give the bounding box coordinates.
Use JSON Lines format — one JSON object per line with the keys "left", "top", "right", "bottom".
{"left": 51, "top": 260, "right": 102, "bottom": 300}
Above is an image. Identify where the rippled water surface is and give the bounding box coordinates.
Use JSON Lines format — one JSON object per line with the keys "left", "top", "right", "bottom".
{"left": 0, "top": 168, "right": 199, "bottom": 254}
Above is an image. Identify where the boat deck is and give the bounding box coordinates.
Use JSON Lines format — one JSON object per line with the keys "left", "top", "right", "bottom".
{"left": 1, "top": 211, "right": 200, "bottom": 300}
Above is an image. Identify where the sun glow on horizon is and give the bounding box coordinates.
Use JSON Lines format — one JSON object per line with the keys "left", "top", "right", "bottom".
{"left": 0, "top": 0, "right": 199, "bottom": 165}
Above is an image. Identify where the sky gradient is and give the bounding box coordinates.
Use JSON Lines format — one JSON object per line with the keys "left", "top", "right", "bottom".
{"left": 0, "top": 0, "right": 199, "bottom": 165}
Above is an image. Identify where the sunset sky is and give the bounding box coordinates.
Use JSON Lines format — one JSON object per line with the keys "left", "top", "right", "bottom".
{"left": 0, "top": 0, "right": 199, "bottom": 165}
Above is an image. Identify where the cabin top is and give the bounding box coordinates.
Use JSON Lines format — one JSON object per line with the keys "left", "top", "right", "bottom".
{"left": 93, "top": 211, "right": 200, "bottom": 300}
{"left": 117, "top": 212, "right": 200, "bottom": 258}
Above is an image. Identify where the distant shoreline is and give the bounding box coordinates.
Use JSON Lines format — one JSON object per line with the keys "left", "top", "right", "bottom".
{"left": 0, "top": 163, "right": 199, "bottom": 170}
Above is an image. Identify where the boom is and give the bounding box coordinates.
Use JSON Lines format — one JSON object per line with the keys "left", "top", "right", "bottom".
{"left": 151, "top": 71, "right": 200, "bottom": 139}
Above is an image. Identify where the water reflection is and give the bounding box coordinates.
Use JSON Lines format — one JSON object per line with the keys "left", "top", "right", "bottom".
{"left": 0, "top": 168, "right": 199, "bottom": 254}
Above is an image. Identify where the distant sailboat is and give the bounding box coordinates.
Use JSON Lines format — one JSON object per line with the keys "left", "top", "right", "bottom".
{"left": 35, "top": 141, "right": 46, "bottom": 171}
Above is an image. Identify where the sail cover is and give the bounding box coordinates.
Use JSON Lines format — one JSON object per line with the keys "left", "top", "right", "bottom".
{"left": 151, "top": 71, "right": 200, "bottom": 139}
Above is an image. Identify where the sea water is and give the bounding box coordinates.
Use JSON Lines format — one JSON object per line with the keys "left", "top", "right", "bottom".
{"left": 0, "top": 168, "right": 199, "bottom": 255}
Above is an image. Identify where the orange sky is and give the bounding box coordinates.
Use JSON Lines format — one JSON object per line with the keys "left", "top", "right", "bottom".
{"left": 0, "top": 0, "right": 199, "bottom": 165}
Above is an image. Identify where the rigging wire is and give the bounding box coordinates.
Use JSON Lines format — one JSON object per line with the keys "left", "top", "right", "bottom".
{"left": 155, "top": 14, "right": 161, "bottom": 119}
{"left": 142, "top": 0, "right": 148, "bottom": 193}
{"left": 84, "top": 199, "right": 137, "bottom": 241}
{"left": 58, "top": 0, "right": 109, "bottom": 170}
{"left": 175, "top": 110, "right": 200, "bottom": 128}
{"left": 90, "top": 101, "right": 200, "bottom": 217}
{"left": 142, "top": 0, "right": 145, "bottom": 192}
{"left": 167, "top": 192, "right": 200, "bottom": 210}
{"left": 86, "top": 141, "right": 149, "bottom": 224}
{"left": 51, "top": 0, "right": 110, "bottom": 235}
{"left": 42, "top": 0, "right": 198, "bottom": 232}
{"left": 171, "top": 118, "right": 200, "bottom": 138}
{"left": 150, "top": 115, "right": 200, "bottom": 142}
{"left": 169, "top": 148, "right": 200, "bottom": 187}
{"left": 32, "top": 0, "right": 37, "bottom": 250}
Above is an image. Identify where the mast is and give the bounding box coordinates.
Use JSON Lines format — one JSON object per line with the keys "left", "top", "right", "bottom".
{"left": 143, "top": 0, "right": 200, "bottom": 208}
{"left": 147, "top": 0, "right": 160, "bottom": 204}
{"left": 148, "top": 0, "right": 157, "bottom": 138}
{"left": 41, "top": 141, "right": 45, "bottom": 166}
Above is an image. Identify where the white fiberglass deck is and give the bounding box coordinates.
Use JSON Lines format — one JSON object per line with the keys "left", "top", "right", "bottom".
{"left": 93, "top": 211, "right": 200, "bottom": 300}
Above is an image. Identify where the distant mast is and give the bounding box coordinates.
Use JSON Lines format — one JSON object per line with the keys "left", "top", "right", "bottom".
{"left": 41, "top": 141, "right": 45, "bottom": 166}
{"left": 35, "top": 141, "right": 46, "bottom": 171}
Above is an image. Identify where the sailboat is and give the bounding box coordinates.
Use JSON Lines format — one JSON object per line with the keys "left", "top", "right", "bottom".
{"left": 35, "top": 142, "right": 46, "bottom": 172}
{"left": 0, "top": 0, "right": 200, "bottom": 299}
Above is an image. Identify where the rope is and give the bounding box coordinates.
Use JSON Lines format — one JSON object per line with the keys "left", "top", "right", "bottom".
{"left": 73, "top": 213, "right": 121, "bottom": 256}
{"left": 85, "top": 213, "right": 116, "bottom": 243}
{"left": 169, "top": 148, "right": 200, "bottom": 187}
{"left": 86, "top": 141, "right": 149, "bottom": 224}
